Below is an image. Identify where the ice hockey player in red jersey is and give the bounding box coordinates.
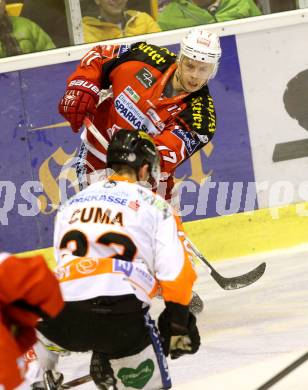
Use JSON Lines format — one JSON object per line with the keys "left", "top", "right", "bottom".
{"left": 0, "top": 253, "right": 64, "bottom": 390}
{"left": 35, "top": 129, "right": 200, "bottom": 389}
{"left": 58, "top": 27, "right": 221, "bottom": 200}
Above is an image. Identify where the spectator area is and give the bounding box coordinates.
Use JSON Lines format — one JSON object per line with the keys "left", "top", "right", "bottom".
{"left": 5, "top": 2, "right": 23, "bottom": 16}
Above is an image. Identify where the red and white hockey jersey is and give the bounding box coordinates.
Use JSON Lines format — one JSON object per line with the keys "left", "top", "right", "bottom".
{"left": 64, "top": 42, "right": 216, "bottom": 199}
{"left": 54, "top": 175, "right": 197, "bottom": 306}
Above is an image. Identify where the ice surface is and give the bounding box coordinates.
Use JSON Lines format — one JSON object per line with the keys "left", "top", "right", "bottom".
{"left": 38, "top": 247, "right": 308, "bottom": 389}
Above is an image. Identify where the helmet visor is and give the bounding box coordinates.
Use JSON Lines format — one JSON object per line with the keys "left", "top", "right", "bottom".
{"left": 180, "top": 55, "right": 215, "bottom": 80}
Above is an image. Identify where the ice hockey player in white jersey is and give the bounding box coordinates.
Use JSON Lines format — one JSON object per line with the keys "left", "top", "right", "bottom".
{"left": 36, "top": 129, "right": 200, "bottom": 389}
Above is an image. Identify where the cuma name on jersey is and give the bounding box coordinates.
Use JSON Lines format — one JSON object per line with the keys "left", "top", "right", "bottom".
{"left": 114, "top": 92, "right": 159, "bottom": 135}
{"left": 69, "top": 207, "right": 123, "bottom": 226}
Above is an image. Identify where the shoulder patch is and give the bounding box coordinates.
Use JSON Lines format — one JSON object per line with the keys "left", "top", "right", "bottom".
{"left": 172, "top": 128, "right": 201, "bottom": 156}
{"left": 179, "top": 90, "right": 216, "bottom": 143}
{"left": 137, "top": 188, "right": 172, "bottom": 219}
{"left": 135, "top": 67, "right": 157, "bottom": 89}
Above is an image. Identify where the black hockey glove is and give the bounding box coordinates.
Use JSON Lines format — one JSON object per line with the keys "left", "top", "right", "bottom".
{"left": 158, "top": 308, "right": 200, "bottom": 360}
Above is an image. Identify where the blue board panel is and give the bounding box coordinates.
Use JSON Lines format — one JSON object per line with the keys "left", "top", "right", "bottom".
{"left": 0, "top": 36, "right": 257, "bottom": 252}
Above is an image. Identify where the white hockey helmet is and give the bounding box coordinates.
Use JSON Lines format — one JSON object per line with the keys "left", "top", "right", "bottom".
{"left": 180, "top": 28, "right": 222, "bottom": 79}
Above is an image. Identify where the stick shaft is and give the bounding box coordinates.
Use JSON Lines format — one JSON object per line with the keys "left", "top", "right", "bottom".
{"left": 256, "top": 352, "right": 308, "bottom": 390}
{"left": 83, "top": 117, "right": 109, "bottom": 150}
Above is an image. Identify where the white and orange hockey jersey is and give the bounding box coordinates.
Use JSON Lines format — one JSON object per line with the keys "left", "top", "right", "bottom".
{"left": 54, "top": 175, "right": 197, "bottom": 306}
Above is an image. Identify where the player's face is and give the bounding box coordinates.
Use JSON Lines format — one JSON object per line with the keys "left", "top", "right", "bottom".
{"left": 96, "top": 0, "right": 128, "bottom": 16}
{"left": 178, "top": 56, "right": 215, "bottom": 92}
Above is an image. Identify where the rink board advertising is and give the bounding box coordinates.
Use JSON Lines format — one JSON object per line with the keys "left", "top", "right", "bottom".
{"left": 1, "top": 35, "right": 256, "bottom": 253}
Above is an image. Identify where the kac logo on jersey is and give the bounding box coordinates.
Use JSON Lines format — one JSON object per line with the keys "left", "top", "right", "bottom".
{"left": 135, "top": 67, "right": 157, "bottom": 89}
{"left": 114, "top": 259, "right": 133, "bottom": 277}
{"left": 172, "top": 128, "right": 201, "bottom": 156}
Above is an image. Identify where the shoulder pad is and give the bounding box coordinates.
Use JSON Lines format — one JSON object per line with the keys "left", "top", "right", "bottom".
{"left": 178, "top": 89, "right": 216, "bottom": 144}
{"left": 137, "top": 187, "right": 172, "bottom": 220}
{"left": 129, "top": 42, "right": 177, "bottom": 71}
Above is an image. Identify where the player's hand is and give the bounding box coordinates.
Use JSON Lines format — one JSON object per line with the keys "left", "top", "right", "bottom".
{"left": 58, "top": 79, "right": 100, "bottom": 132}
{"left": 158, "top": 309, "right": 200, "bottom": 359}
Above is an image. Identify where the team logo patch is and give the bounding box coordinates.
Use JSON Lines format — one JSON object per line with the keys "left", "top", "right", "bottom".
{"left": 137, "top": 189, "right": 171, "bottom": 220}
{"left": 118, "top": 44, "right": 131, "bottom": 56}
{"left": 172, "top": 128, "right": 201, "bottom": 156}
{"left": 135, "top": 67, "right": 156, "bottom": 89}
{"left": 146, "top": 108, "right": 165, "bottom": 131}
{"left": 76, "top": 258, "right": 99, "bottom": 275}
{"left": 114, "top": 259, "right": 133, "bottom": 277}
{"left": 124, "top": 86, "right": 140, "bottom": 103}
{"left": 117, "top": 359, "right": 154, "bottom": 389}
{"left": 128, "top": 200, "right": 140, "bottom": 211}
{"left": 197, "top": 37, "right": 210, "bottom": 46}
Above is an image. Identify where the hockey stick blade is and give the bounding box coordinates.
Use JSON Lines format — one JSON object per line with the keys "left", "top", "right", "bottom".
{"left": 43, "top": 371, "right": 64, "bottom": 390}
{"left": 44, "top": 370, "right": 92, "bottom": 389}
{"left": 210, "top": 262, "right": 266, "bottom": 290}
{"left": 61, "top": 374, "right": 92, "bottom": 389}
{"left": 185, "top": 236, "right": 266, "bottom": 290}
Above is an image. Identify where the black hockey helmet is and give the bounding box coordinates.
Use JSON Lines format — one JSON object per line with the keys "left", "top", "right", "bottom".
{"left": 107, "top": 129, "right": 160, "bottom": 186}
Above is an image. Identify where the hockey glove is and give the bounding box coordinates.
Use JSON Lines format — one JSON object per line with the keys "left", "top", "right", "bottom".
{"left": 58, "top": 79, "right": 100, "bottom": 132}
{"left": 158, "top": 308, "right": 200, "bottom": 359}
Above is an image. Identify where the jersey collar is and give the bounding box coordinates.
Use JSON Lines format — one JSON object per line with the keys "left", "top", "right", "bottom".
{"left": 107, "top": 174, "right": 135, "bottom": 184}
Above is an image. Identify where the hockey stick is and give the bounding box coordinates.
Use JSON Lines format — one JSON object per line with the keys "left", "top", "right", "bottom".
{"left": 83, "top": 119, "right": 266, "bottom": 290}
{"left": 83, "top": 117, "right": 109, "bottom": 150}
{"left": 43, "top": 370, "right": 92, "bottom": 389}
{"left": 60, "top": 374, "right": 92, "bottom": 389}
{"left": 256, "top": 351, "right": 308, "bottom": 390}
{"left": 185, "top": 236, "right": 266, "bottom": 290}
